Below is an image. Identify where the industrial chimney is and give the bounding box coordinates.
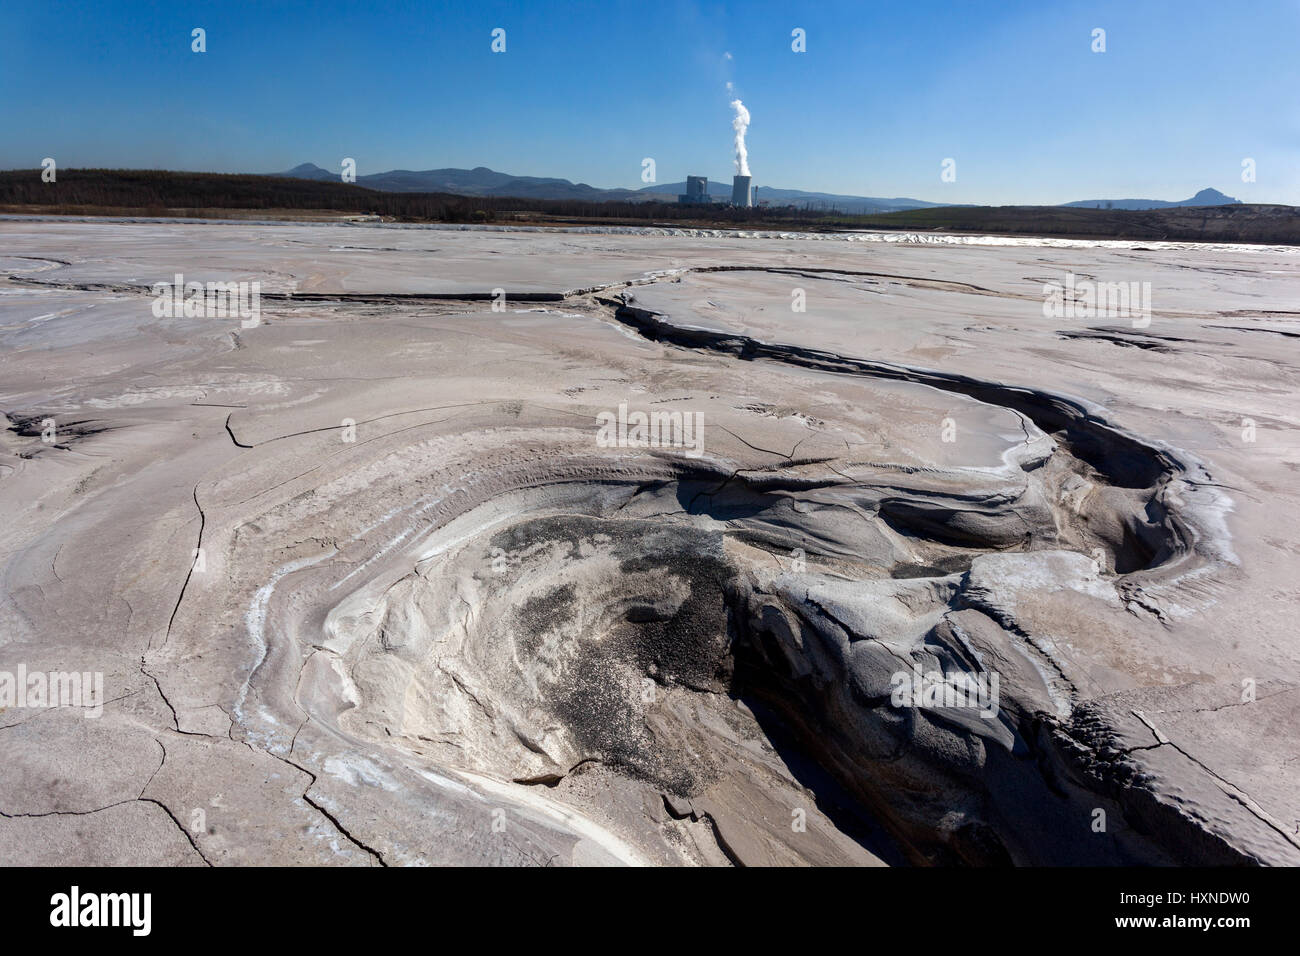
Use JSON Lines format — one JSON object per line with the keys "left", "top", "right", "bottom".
{"left": 731, "top": 174, "right": 752, "bottom": 207}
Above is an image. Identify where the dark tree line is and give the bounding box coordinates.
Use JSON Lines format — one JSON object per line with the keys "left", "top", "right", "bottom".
{"left": 1, "top": 169, "right": 1294, "bottom": 244}
{"left": 0, "top": 169, "right": 823, "bottom": 224}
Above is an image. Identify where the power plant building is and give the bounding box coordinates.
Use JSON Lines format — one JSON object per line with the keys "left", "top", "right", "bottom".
{"left": 677, "top": 174, "right": 754, "bottom": 207}
{"left": 678, "top": 175, "right": 709, "bottom": 204}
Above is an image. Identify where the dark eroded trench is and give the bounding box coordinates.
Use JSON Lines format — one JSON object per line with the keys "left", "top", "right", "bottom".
{"left": 344, "top": 289, "right": 1237, "bottom": 865}
{"left": 362, "top": 458, "right": 1230, "bottom": 866}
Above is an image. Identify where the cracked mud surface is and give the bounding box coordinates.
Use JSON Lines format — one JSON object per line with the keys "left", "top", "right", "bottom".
{"left": 2, "top": 219, "right": 1298, "bottom": 865}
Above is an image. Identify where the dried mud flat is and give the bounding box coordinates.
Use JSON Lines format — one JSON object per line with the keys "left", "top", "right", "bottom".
{"left": 1, "top": 219, "right": 1298, "bottom": 866}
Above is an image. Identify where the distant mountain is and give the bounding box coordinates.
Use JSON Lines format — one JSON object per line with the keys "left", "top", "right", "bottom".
{"left": 272, "top": 167, "right": 1250, "bottom": 215}
{"left": 272, "top": 163, "right": 959, "bottom": 211}
{"left": 280, "top": 162, "right": 337, "bottom": 182}
{"left": 273, "top": 164, "right": 644, "bottom": 200}
{"left": 1061, "top": 188, "right": 1242, "bottom": 211}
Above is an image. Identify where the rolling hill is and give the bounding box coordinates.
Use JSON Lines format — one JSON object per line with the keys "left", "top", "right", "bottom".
{"left": 1061, "top": 187, "right": 1242, "bottom": 210}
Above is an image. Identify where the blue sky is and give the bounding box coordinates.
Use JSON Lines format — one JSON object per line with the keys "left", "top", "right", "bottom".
{"left": 3, "top": 0, "right": 1297, "bottom": 204}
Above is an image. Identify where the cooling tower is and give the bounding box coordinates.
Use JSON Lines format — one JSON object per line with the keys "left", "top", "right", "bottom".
{"left": 731, "top": 175, "right": 752, "bottom": 207}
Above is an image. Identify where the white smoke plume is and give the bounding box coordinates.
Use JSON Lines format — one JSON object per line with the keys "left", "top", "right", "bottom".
{"left": 730, "top": 99, "right": 750, "bottom": 177}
